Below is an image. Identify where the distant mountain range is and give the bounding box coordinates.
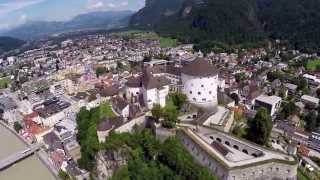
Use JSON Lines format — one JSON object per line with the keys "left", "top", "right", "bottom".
{"left": 1, "top": 10, "right": 133, "bottom": 40}
{"left": 130, "top": 0, "right": 320, "bottom": 52}
{"left": 0, "top": 37, "right": 25, "bottom": 54}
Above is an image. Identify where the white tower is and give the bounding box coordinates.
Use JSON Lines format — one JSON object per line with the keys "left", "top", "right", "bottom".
{"left": 181, "top": 58, "right": 218, "bottom": 112}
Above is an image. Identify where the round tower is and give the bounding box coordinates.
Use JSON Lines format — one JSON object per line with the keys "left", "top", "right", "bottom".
{"left": 181, "top": 58, "right": 218, "bottom": 112}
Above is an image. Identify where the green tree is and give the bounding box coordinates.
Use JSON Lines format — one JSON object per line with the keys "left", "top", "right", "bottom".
{"left": 169, "top": 92, "right": 187, "bottom": 110}
{"left": 151, "top": 104, "right": 163, "bottom": 121}
{"left": 235, "top": 73, "right": 246, "bottom": 83}
{"left": 162, "top": 107, "right": 179, "bottom": 129}
{"left": 58, "top": 170, "right": 71, "bottom": 180}
{"left": 281, "top": 101, "right": 298, "bottom": 119}
{"left": 13, "top": 122, "right": 23, "bottom": 133}
{"left": 304, "top": 111, "right": 318, "bottom": 132}
{"left": 96, "top": 67, "right": 107, "bottom": 77}
{"left": 247, "top": 108, "right": 272, "bottom": 146}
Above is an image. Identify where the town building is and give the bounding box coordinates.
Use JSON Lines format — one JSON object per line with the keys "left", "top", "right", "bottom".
{"left": 254, "top": 95, "right": 282, "bottom": 116}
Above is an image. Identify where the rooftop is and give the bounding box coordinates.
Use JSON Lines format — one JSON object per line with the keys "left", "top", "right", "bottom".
{"left": 182, "top": 57, "right": 218, "bottom": 77}
{"left": 256, "top": 95, "right": 282, "bottom": 105}
{"left": 179, "top": 127, "right": 296, "bottom": 169}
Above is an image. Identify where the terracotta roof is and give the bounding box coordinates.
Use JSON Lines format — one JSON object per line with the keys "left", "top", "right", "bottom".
{"left": 182, "top": 58, "right": 218, "bottom": 77}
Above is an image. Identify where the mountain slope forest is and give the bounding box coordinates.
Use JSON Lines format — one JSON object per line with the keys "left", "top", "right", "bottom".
{"left": 130, "top": 0, "right": 320, "bottom": 52}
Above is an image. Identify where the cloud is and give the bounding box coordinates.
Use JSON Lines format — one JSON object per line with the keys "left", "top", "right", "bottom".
{"left": 86, "top": 0, "right": 131, "bottom": 11}
{"left": 87, "top": 0, "right": 104, "bottom": 10}
{"left": 0, "top": 0, "right": 45, "bottom": 15}
{"left": 120, "top": 2, "right": 129, "bottom": 7}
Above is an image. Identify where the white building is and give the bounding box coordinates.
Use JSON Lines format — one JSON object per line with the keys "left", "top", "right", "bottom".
{"left": 301, "top": 95, "right": 319, "bottom": 107}
{"left": 254, "top": 95, "right": 282, "bottom": 116}
{"left": 125, "top": 68, "right": 170, "bottom": 109}
{"left": 181, "top": 58, "right": 219, "bottom": 112}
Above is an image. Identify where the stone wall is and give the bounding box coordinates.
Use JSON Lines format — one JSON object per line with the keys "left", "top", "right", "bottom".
{"left": 176, "top": 130, "right": 298, "bottom": 180}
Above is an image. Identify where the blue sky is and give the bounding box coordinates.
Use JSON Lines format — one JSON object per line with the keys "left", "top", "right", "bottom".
{"left": 0, "top": 0, "right": 145, "bottom": 31}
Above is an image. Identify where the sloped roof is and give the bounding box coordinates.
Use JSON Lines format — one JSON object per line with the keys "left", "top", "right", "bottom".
{"left": 182, "top": 58, "right": 218, "bottom": 77}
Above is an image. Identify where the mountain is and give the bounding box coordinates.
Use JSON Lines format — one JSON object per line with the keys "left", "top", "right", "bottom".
{"left": 0, "top": 37, "right": 25, "bottom": 54}
{"left": 130, "top": 0, "right": 320, "bottom": 52}
{"left": 3, "top": 10, "right": 133, "bottom": 40}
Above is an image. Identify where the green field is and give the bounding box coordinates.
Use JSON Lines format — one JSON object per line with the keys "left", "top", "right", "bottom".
{"left": 297, "top": 168, "right": 312, "bottom": 180}
{"left": 0, "top": 77, "right": 11, "bottom": 89}
{"left": 306, "top": 59, "right": 320, "bottom": 71}
{"left": 113, "top": 30, "right": 177, "bottom": 48}
{"left": 159, "top": 37, "right": 177, "bottom": 48}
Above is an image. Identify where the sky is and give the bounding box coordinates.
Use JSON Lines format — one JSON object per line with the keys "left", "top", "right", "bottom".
{"left": 0, "top": 0, "right": 145, "bottom": 31}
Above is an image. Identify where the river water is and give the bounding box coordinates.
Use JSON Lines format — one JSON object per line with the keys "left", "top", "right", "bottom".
{"left": 0, "top": 124, "right": 55, "bottom": 180}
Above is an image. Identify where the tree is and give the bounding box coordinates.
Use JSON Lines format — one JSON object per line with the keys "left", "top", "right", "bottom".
{"left": 281, "top": 101, "right": 298, "bottom": 119}
{"left": 13, "top": 122, "right": 23, "bottom": 133}
{"left": 58, "top": 170, "right": 71, "bottom": 180}
{"left": 316, "top": 88, "right": 320, "bottom": 98}
{"left": 235, "top": 73, "right": 246, "bottom": 83}
{"left": 151, "top": 104, "right": 163, "bottom": 121}
{"left": 247, "top": 108, "right": 272, "bottom": 146}
{"left": 96, "top": 67, "right": 107, "bottom": 77}
{"left": 305, "top": 111, "right": 318, "bottom": 132}
{"left": 169, "top": 92, "right": 187, "bottom": 110}
{"left": 230, "top": 93, "right": 240, "bottom": 105}
{"left": 162, "top": 107, "right": 178, "bottom": 129}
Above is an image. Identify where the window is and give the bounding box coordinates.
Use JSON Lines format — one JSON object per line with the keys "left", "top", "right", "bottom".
{"left": 198, "top": 92, "right": 201, "bottom": 95}
{"left": 225, "top": 141, "right": 230, "bottom": 146}
{"left": 209, "top": 91, "right": 212, "bottom": 94}
{"left": 189, "top": 91, "right": 192, "bottom": 94}
{"left": 202, "top": 98, "right": 206, "bottom": 102}
{"left": 242, "top": 149, "right": 248, "bottom": 154}
{"left": 210, "top": 136, "right": 214, "bottom": 140}
{"left": 276, "top": 168, "right": 279, "bottom": 171}
{"left": 193, "top": 98, "right": 196, "bottom": 101}
{"left": 233, "top": 145, "right": 239, "bottom": 150}
{"left": 216, "top": 138, "right": 222, "bottom": 142}
{"left": 201, "top": 85, "right": 204, "bottom": 87}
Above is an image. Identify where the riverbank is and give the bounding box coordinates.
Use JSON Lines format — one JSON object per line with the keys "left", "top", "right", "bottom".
{"left": 0, "top": 120, "right": 58, "bottom": 179}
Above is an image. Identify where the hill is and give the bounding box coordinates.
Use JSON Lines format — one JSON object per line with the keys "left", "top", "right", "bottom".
{"left": 130, "top": 0, "right": 320, "bottom": 52}
{"left": 0, "top": 37, "right": 25, "bottom": 54}
{"left": 2, "top": 11, "right": 133, "bottom": 40}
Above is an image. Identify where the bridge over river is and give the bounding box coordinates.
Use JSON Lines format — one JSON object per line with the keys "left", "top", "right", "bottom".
{"left": 0, "top": 144, "right": 42, "bottom": 171}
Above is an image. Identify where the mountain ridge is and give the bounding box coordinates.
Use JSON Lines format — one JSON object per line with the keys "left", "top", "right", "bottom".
{"left": 130, "top": 0, "right": 320, "bottom": 52}
{"left": 2, "top": 10, "right": 133, "bottom": 40}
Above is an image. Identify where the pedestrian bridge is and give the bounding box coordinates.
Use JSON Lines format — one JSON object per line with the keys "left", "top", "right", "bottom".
{"left": 0, "top": 144, "right": 42, "bottom": 171}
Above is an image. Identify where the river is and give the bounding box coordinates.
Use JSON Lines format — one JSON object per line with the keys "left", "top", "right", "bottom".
{"left": 0, "top": 124, "right": 56, "bottom": 180}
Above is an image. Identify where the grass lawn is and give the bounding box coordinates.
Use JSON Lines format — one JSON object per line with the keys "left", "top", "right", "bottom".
{"left": 298, "top": 168, "right": 311, "bottom": 180}
{"left": 0, "top": 77, "right": 11, "bottom": 89}
{"left": 159, "top": 37, "right": 177, "bottom": 48}
{"left": 306, "top": 59, "right": 320, "bottom": 71}
{"left": 99, "top": 102, "right": 116, "bottom": 119}
{"left": 114, "top": 30, "right": 177, "bottom": 48}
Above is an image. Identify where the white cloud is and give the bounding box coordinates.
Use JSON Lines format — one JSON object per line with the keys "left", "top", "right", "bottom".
{"left": 86, "top": 0, "right": 131, "bottom": 12}
{"left": 87, "top": 0, "right": 104, "bottom": 10}
{"left": 0, "top": 0, "right": 44, "bottom": 15}
{"left": 120, "top": 2, "right": 129, "bottom": 7}
{"left": 106, "top": 3, "right": 116, "bottom": 8}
